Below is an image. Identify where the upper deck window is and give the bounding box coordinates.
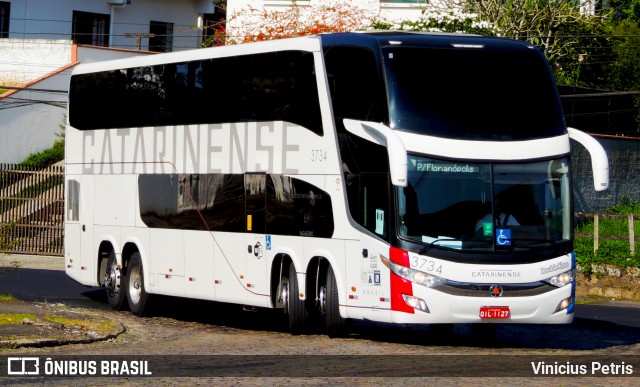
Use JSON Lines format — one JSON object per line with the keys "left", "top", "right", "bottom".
{"left": 69, "top": 50, "right": 322, "bottom": 135}
{"left": 384, "top": 46, "right": 566, "bottom": 140}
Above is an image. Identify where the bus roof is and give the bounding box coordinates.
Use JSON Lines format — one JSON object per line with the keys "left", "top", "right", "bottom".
{"left": 72, "top": 31, "right": 536, "bottom": 76}
{"left": 71, "top": 35, "right": 323, "bottom": 75}
{"left": 319, "top": 31, "right": 536, "bottom": 52}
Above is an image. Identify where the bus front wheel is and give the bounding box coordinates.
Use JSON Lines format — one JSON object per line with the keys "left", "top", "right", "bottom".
{"left": 105, "top": 250, "right": 126, "bottom": 310}
{"left": 126, "top": 252, "right": 149, "bottom": 316}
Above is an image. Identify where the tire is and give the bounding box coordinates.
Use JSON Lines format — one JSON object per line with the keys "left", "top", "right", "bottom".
{"left": 105, "top": 250, "right": 127, "bottom": 310}
{"left": 126, "top": 252, "right": 150, "bottom": 316}
{"left": 287, "top": 263, "right": 308, "bottom": 335}
{"left": 325, "top": 266, "right": 346, "bottom": 338}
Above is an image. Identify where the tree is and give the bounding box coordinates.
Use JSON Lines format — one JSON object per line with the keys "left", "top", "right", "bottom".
{"left": 606, "top": 0, "right": 640, "bottom": 23}
{"left": 227, "top": 0, "right": 375, "bottom": 44}
{"left": 369, "top": 6, "right": 498, "bottom": 35}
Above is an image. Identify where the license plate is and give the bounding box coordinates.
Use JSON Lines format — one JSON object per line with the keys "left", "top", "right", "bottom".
{"left": 479, "top": 306, "right": 510, "bottom": 319}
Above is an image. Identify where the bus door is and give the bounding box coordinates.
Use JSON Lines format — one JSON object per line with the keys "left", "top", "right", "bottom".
{"left": 65, "top": 175, "right": 95, "bottom": 285}
{"left": 244, "top": 173, "right": 269, "bottom": 305}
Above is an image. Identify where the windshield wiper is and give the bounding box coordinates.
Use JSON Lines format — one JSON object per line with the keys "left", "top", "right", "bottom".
{"left": 507, "top": 238, "right": 561, "bottom": 247}
{"left": 418, "top": 237, "right": 464, "bottom": 254}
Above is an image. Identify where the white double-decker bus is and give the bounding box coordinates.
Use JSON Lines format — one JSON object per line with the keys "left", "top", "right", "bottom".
{"left": 65, "top": 32, "right": 609, "bottom": 336}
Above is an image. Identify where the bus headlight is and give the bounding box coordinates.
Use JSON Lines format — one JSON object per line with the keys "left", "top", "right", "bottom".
{"left": 543, "top": 269, "right": 575, "bottom": 288}
{"left": 381, "top": 256, "right": 446, "bottom": 288}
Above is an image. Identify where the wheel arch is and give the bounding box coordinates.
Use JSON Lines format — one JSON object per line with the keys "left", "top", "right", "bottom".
{"left": 270, "top": 253, "right": 292, "bottom": 308}
{"left": 121, "top": 241, "right": 141, "bottom": 274}
{"left": 96, "top": 238, "right": 118, "bottom": 286}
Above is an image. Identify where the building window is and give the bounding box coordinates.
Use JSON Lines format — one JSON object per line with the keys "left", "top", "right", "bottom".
{"left": 0, "top": 1, "right": 10, "bottom": 38}
{"left": 149, "top": 21, "right": 174, "bottom": 53}
{"left": 72, "top": 11, "right": 110, "bottom": 46}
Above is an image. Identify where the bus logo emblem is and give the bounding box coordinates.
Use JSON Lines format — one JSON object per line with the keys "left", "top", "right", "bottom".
{"left": 489, "top": 285, "right": 503, "bottom": 297}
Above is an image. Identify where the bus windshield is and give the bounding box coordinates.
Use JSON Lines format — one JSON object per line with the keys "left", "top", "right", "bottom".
{"left": 384, "top": 46, "right": 566, "bottom": 140}
{"left": 397, "top": 156, "right": 572, "bottom": 252}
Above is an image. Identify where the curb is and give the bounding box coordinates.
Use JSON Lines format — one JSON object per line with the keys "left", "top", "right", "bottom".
{"left": 1, "top": 326, "right": 126, "bottom": 349}
{"left": 0, "top": 300, "right": 126, "bottom": 349}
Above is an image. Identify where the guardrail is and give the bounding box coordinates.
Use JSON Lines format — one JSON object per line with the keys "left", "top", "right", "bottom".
{"left": 0, "top": 163, "right": 64, "bottom": 256}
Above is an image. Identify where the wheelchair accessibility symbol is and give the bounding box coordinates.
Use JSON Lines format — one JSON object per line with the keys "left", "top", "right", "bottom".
{"left": 496, "top": 229, "right": 511, "bottom": 246}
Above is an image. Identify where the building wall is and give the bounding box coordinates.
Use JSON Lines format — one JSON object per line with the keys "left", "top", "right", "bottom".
{"left": 0, "top": 45, "right": 152, "bottom": 164}
{"left": 108, "top": 0, "right": 213, "bottom": 51}
{"left": 573, "top": 137, "right": 640, "bottom": 212}
{"left": 0, "top": 69, "right": 70, "bottom": 164}
{"left": 0, "top": 39, "right": 72, "bottom": 85}
{"left": 5, "top": 0, "right": 212, "bottom": 52}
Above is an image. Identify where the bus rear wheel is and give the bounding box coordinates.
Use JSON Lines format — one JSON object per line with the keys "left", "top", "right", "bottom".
{"left": 287, "top": 264, "right": 308, "bottom": 334}
{"left": 105, "top": 250, "right": 126, "bottom": 310}
{"left": 324, "top": 266, "right": 346, "bottom": 338}
{"left": 126, "top": 252, "right": 149, "bottom": 316}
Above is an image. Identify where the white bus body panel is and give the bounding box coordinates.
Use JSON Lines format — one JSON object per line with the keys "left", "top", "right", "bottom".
{"left": 390, "top": 284, "right": 573, "bottom": 324}
{"left": 344, "top": 237, "right": 393, "bottom": 322}
{"left": 64, "top": 174, "right": 97, "bottom": 286}
{"left": 184, "top": 231, "right": 216, "bottom": 301}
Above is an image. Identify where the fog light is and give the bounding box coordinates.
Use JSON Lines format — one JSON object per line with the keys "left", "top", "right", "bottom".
{"left": 402, "top": 294, "right": 430, "bottom": 313}
{"left": 554, "top": 296, "right": 572, "bottom": 313}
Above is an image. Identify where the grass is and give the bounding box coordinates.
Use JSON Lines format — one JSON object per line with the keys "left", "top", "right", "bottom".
{"left": 0, "top": 313, "right": 36, "bottom": 324}
{"left": 44, "top": 316, "right": 117, "bottom": 335}
{"left": 574, "top": 196, "right": 640, "bottom": 273}
{"left": 0, "top": 294, "right": 16, "bottom": 302}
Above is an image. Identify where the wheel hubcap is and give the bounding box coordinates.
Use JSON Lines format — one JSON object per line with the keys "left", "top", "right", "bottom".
{"left": 130, "top": 266, "right": 141, "bottom": 304}
{"left": 105, "top": 263, "right": 120, "bottom": 296}
{"left": 318, "top": 285, "right": 327, "bottom": 315}
{"left": 279, "top": 279, "right": 289, "bottom": 314}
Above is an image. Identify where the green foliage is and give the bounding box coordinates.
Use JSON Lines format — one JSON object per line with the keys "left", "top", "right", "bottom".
{"left": 604, "top": 20, "right": 640, "bottom": 90}
{"left": 606, "top": 0, "right": 640, "bottom": 23}
{"left": 20, "top": 116, "right": 66, "bottom": 167}
{"left": 574, "top": 197, "right": 640, "bottom": 273}
{"left": 0, "top": 224, "right": 21, "bottom": 257}
{"left": 464, "top": 0, "right": 612, "bottom": 87}
{"left": 21, "top": 139, "right": 64, "bottom": 167}
{"left": 606, "top": 196, "right": 640, "bottom": 216}
{"left": 575, "top": 238, "right": 640, "bottom": 269}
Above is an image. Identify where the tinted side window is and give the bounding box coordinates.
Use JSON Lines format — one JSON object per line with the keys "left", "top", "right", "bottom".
{"left": 138, "top": 173, "right": 334, "bottom": 238}
{"left": 346, "top": 173, "right": 390, "bottom": 240}
{"left": 324, "top": 46, "right": 388, "bottom": 123}
{"left": 266, "top": 175, "right": 334, "bottom": 238}
{"left": 70, "top": 51, "right": 323, "bottom": 135}
{"left": 139, "top": 173, "right": 244, "bottom": 232}
{"left": 337, "top": 122, "right": 392, "bottom": 241}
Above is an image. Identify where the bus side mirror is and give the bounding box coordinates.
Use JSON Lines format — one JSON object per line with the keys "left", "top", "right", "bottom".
{"left": 343, "top": 119, "right": 408, "bottom": 187}
{"left": 568, "top": 127, "right": 609, "bottom": 192}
